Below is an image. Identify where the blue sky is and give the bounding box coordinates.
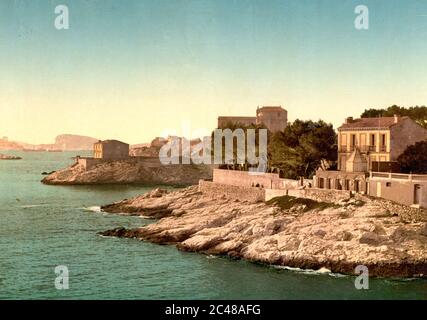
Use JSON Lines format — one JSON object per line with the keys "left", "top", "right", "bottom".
{"left": 1, "top": 0, "right": 427, "bottom": 144}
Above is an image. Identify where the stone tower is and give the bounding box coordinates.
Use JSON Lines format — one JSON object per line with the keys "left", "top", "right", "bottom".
{"left": 256, "top": 106, "right": 288, "bottom": 133}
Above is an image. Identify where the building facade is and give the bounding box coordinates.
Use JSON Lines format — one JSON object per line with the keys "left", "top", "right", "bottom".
{"left": 337, "top": 115, "right": 427, "bottom": 171}
{"left": 218, "top": 106, "right": 288, "bottom": 133}
{"left": 313, "top": 115, "right": 427, "bottom": 207}
{"left": 93, "top": 140, "right": 129, "bottom": 160}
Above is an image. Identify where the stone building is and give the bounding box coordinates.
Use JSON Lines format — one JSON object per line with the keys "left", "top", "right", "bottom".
{"left": 255, "top": 106, "right": 288, "bottom": 133}
{"left": 218, "top": 106, "right": 287, "bottom": 133}
{"left": 314, "top": 115, "right": 427, "bottom": 207}
{"left": 93, "top": 140, "right": 129, "bottom": 160}
{"left": 337, "top": 115, "right": 427, "bottom": 171}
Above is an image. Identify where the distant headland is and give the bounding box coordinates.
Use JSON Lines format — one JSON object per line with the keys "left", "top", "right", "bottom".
{"left": 0, "top": 134, "right": 99, "bottom": 151}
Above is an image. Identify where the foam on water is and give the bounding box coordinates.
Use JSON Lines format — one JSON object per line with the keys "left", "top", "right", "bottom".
{"left": 84, "top": 206, "right": 102, "bottom": 213}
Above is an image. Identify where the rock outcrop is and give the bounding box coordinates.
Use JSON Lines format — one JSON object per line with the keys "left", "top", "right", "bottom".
{"left": 100, "top": 186, "right": 427, "bottom": 278}
{"left": 41, "top": 161, "right": 213, "bottom": 185}
{"left": 0, "top": 154, "right": 22, "bottom": 160}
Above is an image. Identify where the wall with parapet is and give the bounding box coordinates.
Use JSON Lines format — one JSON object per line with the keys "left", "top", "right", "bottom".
{"left": 368, "top": 172, "right": 427, "bottom": 208}
{"left": 212, "top": 168, "right": 301, "bottom": 190}
{"left": 217, "top": 116, "right": 256, "bottom": 129}
{"left": 199, "top": 180, "right": 265, "bottom": 203}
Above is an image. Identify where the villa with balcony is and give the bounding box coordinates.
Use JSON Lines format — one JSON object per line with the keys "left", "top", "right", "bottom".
{"left": 337, "top": 115, "right": 427, "bottom": 172}
{"left": 314, "top": 115, "right": 427, "bottom": 206}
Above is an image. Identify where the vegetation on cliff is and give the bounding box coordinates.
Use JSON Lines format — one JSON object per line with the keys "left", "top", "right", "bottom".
{"left": 361, "top": 105, "right": 427, "bottom": 129}
{"left": 215, "top": 119, "right": 337, "bottom": 179}
{"left": 397, "top": 141, "right": 427, "bottom": 174}
{"left": 268, "top": 120, "right": 337, "bottom": 179}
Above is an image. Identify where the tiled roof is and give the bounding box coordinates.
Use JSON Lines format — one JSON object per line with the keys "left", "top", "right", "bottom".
{"left": 338, "top": 116, "right": 408, "bottom": 130}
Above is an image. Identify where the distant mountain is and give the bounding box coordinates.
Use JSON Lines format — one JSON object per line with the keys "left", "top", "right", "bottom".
{"left": 0, "top": 134, "right": 99, "bottom": 151}
{"left": 54, "top": 134, "right": 99, "bottom": 151}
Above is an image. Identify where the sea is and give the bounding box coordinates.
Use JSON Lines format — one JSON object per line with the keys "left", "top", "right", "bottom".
{"left": 0, "top": 151, "right": 425, "bottom": 299}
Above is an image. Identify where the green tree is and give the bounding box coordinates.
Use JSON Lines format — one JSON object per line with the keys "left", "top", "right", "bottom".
{"left": 397, "top": 141, "right": 427, "bottom": 174}
{"left": 268, "top": 120, "right": 337, "bottom": 179}
{"left": 361, "top": 105, "right": 427, "bottom": 129}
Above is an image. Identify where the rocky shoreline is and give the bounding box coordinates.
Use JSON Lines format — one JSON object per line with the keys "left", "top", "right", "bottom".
{"left": 99, "top": 186, "right": 427, "bottom": 278}
{"left": 41, "top": 161, "right": 212, "bottom": 185}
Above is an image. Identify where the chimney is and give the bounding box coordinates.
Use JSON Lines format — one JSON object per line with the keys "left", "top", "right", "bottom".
{"left": 345, "top": 117, "right": 353, "bottom": 124}
{"left": 394, "top": 114, "right": 399, "bottom": 123}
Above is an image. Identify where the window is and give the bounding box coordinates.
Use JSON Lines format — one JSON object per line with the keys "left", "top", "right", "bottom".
{"left": 360, "top": 134, "right": 366, "bottom": 150}
{"left": 370, "top": 134, "right": 376, "bottom": 151}
{"left": 345, "top": 179, "right": 350, "bottom": 190}
{"left": 350, "top": 134, "right": 356, "bottom": 150}
{"left": 355, "top": 180, "right": 359, "bottom": 192}
{"left": 380, "top": 134, "right": 387, "bottom": 151}
{"left": 340, "top": 134, "right": 347, "bottom": 152}
{"left": 386, "top": 182, "right": 391, "bottom": 187}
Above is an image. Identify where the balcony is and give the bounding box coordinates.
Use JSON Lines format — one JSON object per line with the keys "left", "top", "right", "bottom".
{"left": 348, "top": 145, "right": 372, "bottom": 152}
{"left": 339, "top": 145, "right": 386, "bottom": 153}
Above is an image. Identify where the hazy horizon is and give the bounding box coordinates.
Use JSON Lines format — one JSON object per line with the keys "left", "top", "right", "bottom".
{"left": 2, "top": 0, "right": 427, "bottom": 145}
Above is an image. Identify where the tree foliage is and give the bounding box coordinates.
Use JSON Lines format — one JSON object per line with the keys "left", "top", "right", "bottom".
{"left": 361, "top": 105, "right": 427, "bottom": 129}
{"left": 397, "top": 141, "right": 427, "bottom": 174}
{"left": 268, "top": 119, "right": 337, "bottom": 179}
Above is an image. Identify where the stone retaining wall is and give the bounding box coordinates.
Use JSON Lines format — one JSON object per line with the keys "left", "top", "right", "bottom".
{"left": 288, "top": 188, "right": 351, "bottom": 203}
{"left": 213, "top": 168, "right": 303, "bottom": 189}
{"left": 199, "top": 180, "right": 265, "bottom": 203}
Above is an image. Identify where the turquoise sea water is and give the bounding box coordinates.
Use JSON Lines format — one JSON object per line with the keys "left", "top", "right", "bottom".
{"left": 0, "top": 151, "right": 425, "bottom": 300}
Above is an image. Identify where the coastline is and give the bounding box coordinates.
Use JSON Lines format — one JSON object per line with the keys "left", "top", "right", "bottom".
{"left": 99, "top": 185, "right": 427, "bottom": 278}
{"left": 41, "top": 160, "right": 213, "bottom": 186}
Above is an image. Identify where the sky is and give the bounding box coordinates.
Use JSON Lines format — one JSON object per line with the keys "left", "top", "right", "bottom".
{"left": 1, "top": 0, "right": 427, "bottom": 144}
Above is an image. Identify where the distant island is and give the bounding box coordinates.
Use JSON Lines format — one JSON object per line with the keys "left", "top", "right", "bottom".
{"left": 0, "top": 154, "right": 22, "bottom": 160}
